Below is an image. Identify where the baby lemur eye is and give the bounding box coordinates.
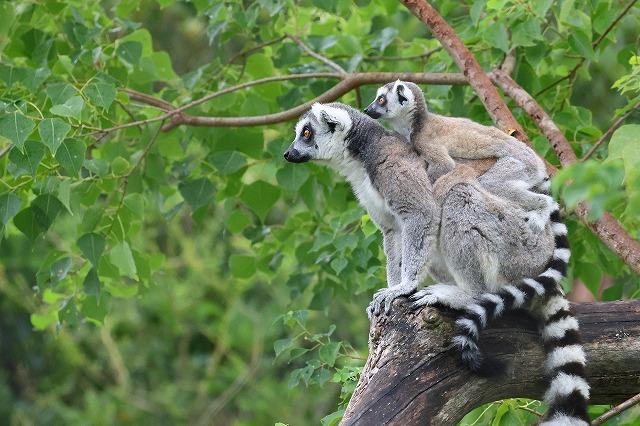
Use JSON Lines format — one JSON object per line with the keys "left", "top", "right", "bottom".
{"left": 303, "top": 127, "right": 312, "bottom": 139}
{"left": 377, "top": 96, "right": 386, "bottom": 105}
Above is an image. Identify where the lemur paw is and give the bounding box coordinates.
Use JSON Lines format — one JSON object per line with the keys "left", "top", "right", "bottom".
{"left": 367, "top": 284, "right": 416, "bottom": 318}
{"left": 410, "top": 284, "right": 476, "bottom": 310}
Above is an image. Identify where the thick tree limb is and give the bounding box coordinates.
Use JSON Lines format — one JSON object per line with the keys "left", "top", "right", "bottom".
{"left": 341, "top": 299, "right": 640, "bottom": 425}
{"left": 491, "top": 70, "right": 640, "bottom": 276}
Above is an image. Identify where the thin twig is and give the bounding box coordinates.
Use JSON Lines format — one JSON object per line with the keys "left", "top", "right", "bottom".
{"left": 582, "top": 101, "right": 640, "bottom": 160}
{"left": 287, "top": 33, "right": 347, "bottom": 74}
{"left": 122, "top": 88, "right": 174, "bottom": 111}
{"left": 516, "top": 405, "right": 543, "bottom": 418}
{"left": 360, "top": 46, "right": 442, "bottom": 61}
{"left": 591, "top": 392, "right": 640, "bottom": 425}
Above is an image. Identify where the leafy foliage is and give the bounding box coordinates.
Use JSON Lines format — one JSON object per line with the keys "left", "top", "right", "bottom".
{"left": 0, "top": 0, "right": 638, "bottom": 424}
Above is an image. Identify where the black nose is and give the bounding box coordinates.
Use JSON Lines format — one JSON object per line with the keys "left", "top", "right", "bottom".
{"left": 284, "top": 150, "right": 291, "bottom": 160}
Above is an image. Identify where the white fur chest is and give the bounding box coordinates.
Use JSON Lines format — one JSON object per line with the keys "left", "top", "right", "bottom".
{"left": 339, "top": 160, "right": 397, "bottom": 230}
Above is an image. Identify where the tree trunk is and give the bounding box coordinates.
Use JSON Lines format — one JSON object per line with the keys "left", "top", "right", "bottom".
{"left": 341, "top": 300, "right": 640, "bottom": 425}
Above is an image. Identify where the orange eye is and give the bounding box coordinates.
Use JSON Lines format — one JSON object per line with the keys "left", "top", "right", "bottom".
{"left": 377, "top": 96, "right": 386, "bottom": 105}
{"left": 303, "top": 128, "right": 311, "bottom": 139}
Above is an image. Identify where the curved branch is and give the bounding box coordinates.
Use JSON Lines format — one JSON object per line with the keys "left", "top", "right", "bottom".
{"left": 162, "top": 72, "right": 467, "bottom": 129}
{"left": 341, "top": 299, "right": 640, "bottom": 425}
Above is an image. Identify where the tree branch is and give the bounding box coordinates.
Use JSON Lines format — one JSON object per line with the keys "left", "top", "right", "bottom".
{"left": 490, "top": 70, "right": 640, "bottom": 275}
{"left": 287, "top": 33, "right": 347, "bottom": 74}
{"left": 341, "top": 299, "right": 640, "bottom": 425}
{"left": 159, "top": 72, "right": 467, "bottom": 130}
{"left": 591, "top": 392, "right": 640, "bottom": 426}
{"left": 582, "top": 101, "right": 640, "bottom": 161}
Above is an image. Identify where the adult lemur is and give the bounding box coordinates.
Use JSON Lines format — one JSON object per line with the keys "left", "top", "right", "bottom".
{"left": 284, "top": 103, "right": 588, "bottom": 425}
{"left": 364, "top": 80, "right": 555, "bottom": 231}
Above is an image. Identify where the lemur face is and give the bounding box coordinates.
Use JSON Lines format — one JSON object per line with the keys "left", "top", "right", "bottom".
{"left": 284, "top": 103, "right": 352, "bottom": 164}
{"left": 364, "top": 80, "right": 415, "bottom": 120}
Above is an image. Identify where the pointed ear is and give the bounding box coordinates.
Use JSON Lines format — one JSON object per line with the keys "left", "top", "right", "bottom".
{"left": 396, "top": 83, "right": 408, "bottom": 105}
{"left": 311, "top": 103, "right": 347, "bottom": 133}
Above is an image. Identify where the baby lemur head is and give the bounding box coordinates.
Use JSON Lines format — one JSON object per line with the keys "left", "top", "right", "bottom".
{"left": 284, "top": 102, "right": 380, "bottom": 165}
{"left": 364, "top": 80, "right": 426, "bottom": 124}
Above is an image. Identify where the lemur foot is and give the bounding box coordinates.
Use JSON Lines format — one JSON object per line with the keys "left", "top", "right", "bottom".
{"left": 410, "top": 283, "right": 476, "bottom": 310}
{"left": 367, "top": 283, "right": 417, "bottom": 318}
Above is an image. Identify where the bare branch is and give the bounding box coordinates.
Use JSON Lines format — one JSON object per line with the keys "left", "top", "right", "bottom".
{"left": 287, "top": 33, "right": 347, "bottom": 74}
{"left": 122, "top": 88, "right": 174, "bottom": 111}
{"left": 162, "top": 72, "right": 467, "bottom": 129}
{"left": 591, "top": 392, "right": 640, "bottom": 426}
{"left": 582, "top": 101, "right": 640, "bottom": 161}
{"left": 491, "top": 70, "right": 640, "bottom": 275}
{"left": 360, "top": 46, "right": 442, "bottom": 62}
{"left": 399, "top": 0, "right": 528, "bottom": 141}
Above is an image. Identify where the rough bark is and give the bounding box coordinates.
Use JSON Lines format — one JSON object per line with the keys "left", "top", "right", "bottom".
{"left": 341, "top": 299, "right": 640, "bottom": 425}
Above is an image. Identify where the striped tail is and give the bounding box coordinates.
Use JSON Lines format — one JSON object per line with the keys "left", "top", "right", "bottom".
{"left": 451, "top": 208, "right": 570, "bottom": 374}
{"left": 538, "top": 290, "right": 590, "bottom": 425}
{"left": 451, "top": 208, "right": 589, "bottom": 423}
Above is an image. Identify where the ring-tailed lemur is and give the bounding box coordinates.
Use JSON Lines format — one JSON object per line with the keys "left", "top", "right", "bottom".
{"left": 284, "top": 102, "right": 589, "bottom": 425}
{"left": 364, "top": 80, "right": 555, "bottom": 231}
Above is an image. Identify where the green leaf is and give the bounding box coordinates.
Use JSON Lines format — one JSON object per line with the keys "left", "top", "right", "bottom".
{"left": 229, "top": 254, "right": 256, "bottom": 279}
{"left": 116, "top": 41, "right": 142, "bottom": 65}
{"left": 109, "top": 241, "right": 138, "bottom": 279}
{"left": 0, "top": 112, "right": 35, "bottom": 150}
{"left": 208, "top": 151, "right": 247, "bottom": 175}
{"left": 38, "top": 117, "right": 71, "bottom": 155}
{"left": 240, "top": 181, "right": 281, "bottom": 221}
{"left": 46, "top": 82, "right": 76, "bottom": 105}
{"left": 9, "top": 139, "right": 45, "bottom": 176}
{"left": 50, "top": 96, "right": 84, "bottom": 120}
{"left": 274, "top": 338, "right": 293, "bottom": 358}
{"left": 13, "top": 194, "right": 64, "bottom": 240}
{"left": 608, "top": 124, "right": 640, "bottom": 172}
{"left": 0, "top": 192, "right": 21, "bottom": 225}
{"left": 85, "top": 82, "right": 116, "bottom": 109}
{"left": 568, "top": 30, "right": 595, "bottom": 60}
{"left": 179, "top": 178, "right": 215, "bottom": 210}
{"left": 77, "top": 233, "right": 106, "bottom": 266}
{"left": 83, "top": 268, "right": 101, "bottom": 296}
{"left": 482, "top": 23, "right": 509, "bottom": 53}
{"left": 49, "top": 257, "right": 72, "bottom": 283}
{"left": 30, "top": 311, "right": 58, "bottom": 330}
{"left": 319, "top": 342, "right": 341, "bottom": 367}
{"left": 55, "top": 138, "right": 86, "bottom": 176}
{"left": 330, "top": 257, "right": 348, "bottom": 274}
{"left": 276, "top": 165, "right": 310, "bottom": 192}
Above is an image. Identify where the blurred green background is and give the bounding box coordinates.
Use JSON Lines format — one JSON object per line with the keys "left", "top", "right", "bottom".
{"left": 0, "top": 0, "right": 639, "bottom": 425}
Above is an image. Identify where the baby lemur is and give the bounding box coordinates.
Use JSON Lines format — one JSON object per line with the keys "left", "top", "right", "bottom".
{"left": 284, "top": 102, "right": 588, "bottom": 425}
{"left": 364, "top": 80, "right": 555, "bottom": 231}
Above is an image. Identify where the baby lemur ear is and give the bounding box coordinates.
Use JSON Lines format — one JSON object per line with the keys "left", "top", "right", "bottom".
{"left": 396, "top": 84, "right": 408, "bottom": 105}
